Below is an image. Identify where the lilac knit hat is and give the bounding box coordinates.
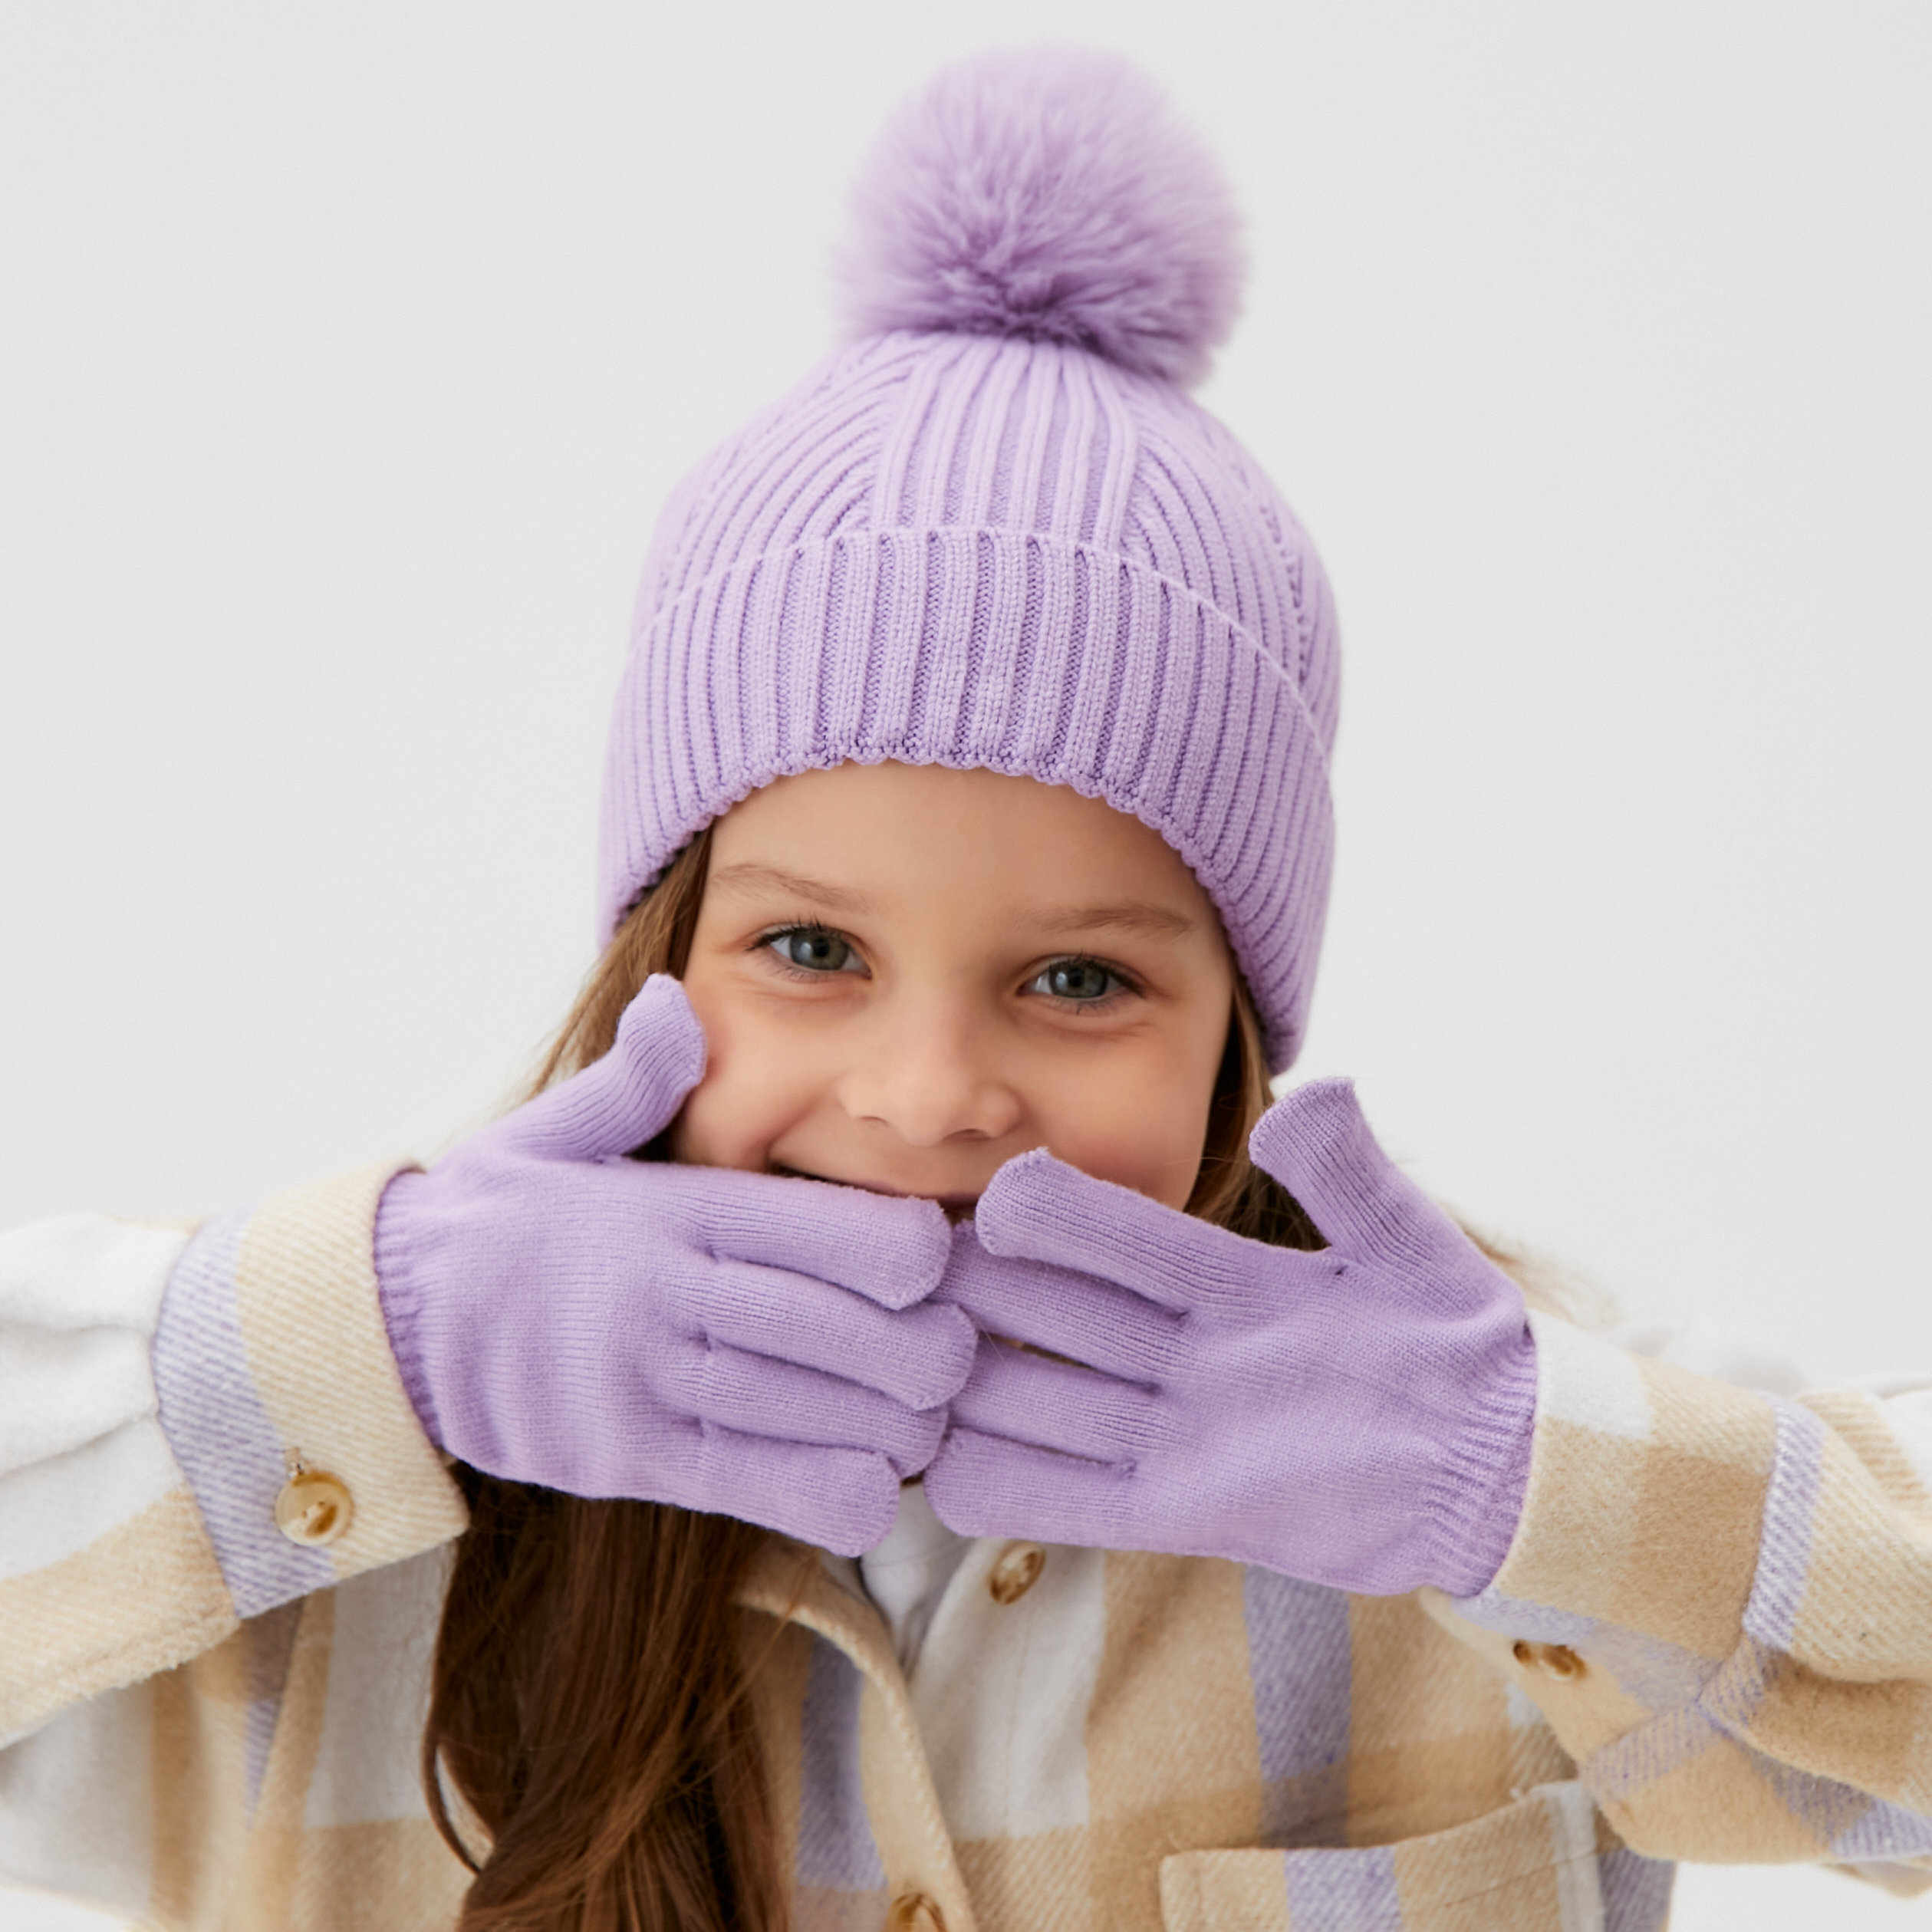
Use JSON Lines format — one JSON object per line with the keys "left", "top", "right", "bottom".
{"left": 597, "top": 48, "right": 1340, "bottom": 1069}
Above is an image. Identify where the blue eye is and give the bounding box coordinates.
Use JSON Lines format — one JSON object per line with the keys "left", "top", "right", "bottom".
{"left": 1032, "top": 958, "right": 1125, "bottom": 1002}
{"left": 768, "top": 928, "right": 864, "bottom": 974}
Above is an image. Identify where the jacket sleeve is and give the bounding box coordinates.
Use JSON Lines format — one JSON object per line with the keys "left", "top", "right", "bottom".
{"left": 1423, "top": 1308, "right": 1932, "bottom": 1886}
{"left": 0, "top": 1161, "right": 468, "bottom": 1745}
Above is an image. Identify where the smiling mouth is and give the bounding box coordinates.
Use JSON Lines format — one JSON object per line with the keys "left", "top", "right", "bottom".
{"left": 769, "top": 1163, "right": 979, "bottom": 1214}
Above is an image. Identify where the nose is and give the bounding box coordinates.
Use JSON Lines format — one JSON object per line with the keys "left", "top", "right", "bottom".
{"left": 835, "top": 990, "right": 1023, "bottom": 1147}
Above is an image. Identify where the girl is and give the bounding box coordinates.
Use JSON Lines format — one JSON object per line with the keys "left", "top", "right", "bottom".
{"left": 5, "top": 46, "right": 1931, "bottom": 1932}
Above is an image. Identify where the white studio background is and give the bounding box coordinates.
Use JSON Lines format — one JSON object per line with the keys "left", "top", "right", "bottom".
{"left": 2, "top": 5, "right": 1927, "bottom": 1929}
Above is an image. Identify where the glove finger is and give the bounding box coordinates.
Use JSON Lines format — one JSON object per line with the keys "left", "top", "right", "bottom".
{"left": 923, "top": 1427, "right": 1134, "bottom": 1547}
{"left": 689, "top": 1427, "right": 902, "bottom": 1558}
{"left": 1248, "top": 1080, "right": 1469, "bottom": 1274}
{"left": 677, "top": 1341, "right": 946, "bottom": 1478}
{"left": 948, "top": 1339, "right": 1168, "bottom": 1465}
{"left": 674, "top": 1168, "right": 951, "bottom": 1310}
{"left": 976, "top": 1150, "right": 1258, "bottom": 1311}
{"left": 496, "top": 976, "right": 706, "bottom": 1163}
{"left": 940, "top": 1233, "right": 1185, "bottom": 1382}
{"left": 696, "top": 1262, "right": 976, "bottom": 1411}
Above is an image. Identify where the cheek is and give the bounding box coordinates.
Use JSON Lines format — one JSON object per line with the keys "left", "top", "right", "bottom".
{"left": 666, "top": 1075, "right": 757, "bottom": 1170}
{"left": 1030, "top": 1029, "right": 1226, "bottom": 1211}
{"left": 666, "top": 974, "right": 829, "bottom": 1170}
{"left": 1045, "top": 1101, "right": 1214, "bottom": 1210}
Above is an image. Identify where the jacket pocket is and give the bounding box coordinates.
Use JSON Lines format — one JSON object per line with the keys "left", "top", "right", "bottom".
{"left": 1158, "top": 1782, "right": 1614, "bottom": 1932}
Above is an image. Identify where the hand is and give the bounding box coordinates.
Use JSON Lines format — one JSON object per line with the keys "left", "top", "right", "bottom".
{"left": 925, "top": 1080, "right": 1536, "bottom": 1596}
{"left": 374, "top": 975, "right": 976, "bottom": 1555}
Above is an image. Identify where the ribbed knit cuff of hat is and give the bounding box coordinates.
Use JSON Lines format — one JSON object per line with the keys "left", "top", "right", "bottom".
{"left": 1421, "top": 1331, "right": 1540, "bottom": 1600}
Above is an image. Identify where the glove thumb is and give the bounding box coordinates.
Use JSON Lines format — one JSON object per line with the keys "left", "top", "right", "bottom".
{"left": 1247, "top": 1078, "right": 1441, "bottom": 1263}
{"left": 496, "top": 974, "right": 708, "bottom": 1163}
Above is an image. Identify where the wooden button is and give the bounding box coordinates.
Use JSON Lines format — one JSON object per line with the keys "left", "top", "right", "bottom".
{"left": 1512, "top": 1639, "right": 1585, "bottom": 1682}
{"left": 884, "top": 1891, "right": 946, "bottom": 1932}
{"left": 987, "top": 1541, "right": 1046, "bottom": 1605}
{"left": 275, "top": 1470, "right": 354, "bottom": 1547}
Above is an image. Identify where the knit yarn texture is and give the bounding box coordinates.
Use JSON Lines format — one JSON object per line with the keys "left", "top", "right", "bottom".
{"left": 597, "top": 327, "right": 1340, "bottom": 1070}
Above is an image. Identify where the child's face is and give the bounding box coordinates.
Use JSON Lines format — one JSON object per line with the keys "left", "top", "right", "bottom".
{"left": 669, "top": 762, "right": 1236, "bottom": 1212}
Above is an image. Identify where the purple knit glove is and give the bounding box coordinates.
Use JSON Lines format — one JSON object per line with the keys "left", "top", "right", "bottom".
{"left": 924, "top": 1080, "right": 1537, "bottom": 1596}
{"left": 374, "top": 975, "right": 976, "bottom": 1556}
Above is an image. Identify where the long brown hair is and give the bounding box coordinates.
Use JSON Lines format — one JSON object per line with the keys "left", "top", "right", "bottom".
{"left": 421, "top": 824, "right": 1545, "bottom": 1930}
{"left": 422, "top": 828, "right": 801, "bottom": 1932}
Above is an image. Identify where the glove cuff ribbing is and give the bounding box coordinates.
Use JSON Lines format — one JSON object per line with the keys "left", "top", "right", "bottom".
{"left": 1423, "top": 1328, "right": 1540, "bottom": 1598}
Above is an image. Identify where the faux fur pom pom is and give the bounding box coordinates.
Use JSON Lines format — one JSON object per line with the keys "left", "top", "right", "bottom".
{"left": 839, "top": 48, "right": 1245, "bottom": 387}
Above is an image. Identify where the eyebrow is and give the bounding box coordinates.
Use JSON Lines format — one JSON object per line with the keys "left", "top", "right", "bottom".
{"left": 705, "top": 862, "right": 880, "bottom": 916}
{"left": 1028, "top": 901, "right": 1198, "bottom": 942}
{"left": 706, "top": 864, "right": 1196, "bottom": 943}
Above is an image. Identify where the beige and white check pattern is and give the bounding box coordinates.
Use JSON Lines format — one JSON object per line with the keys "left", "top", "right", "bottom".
{"left": 3, "top": 1176, "right": 1928, "bottom": 1930}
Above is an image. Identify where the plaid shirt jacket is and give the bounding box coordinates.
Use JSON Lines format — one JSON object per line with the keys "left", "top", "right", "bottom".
{"left": 3, "top": 1163, "right": 1930, "bottom": 1931}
